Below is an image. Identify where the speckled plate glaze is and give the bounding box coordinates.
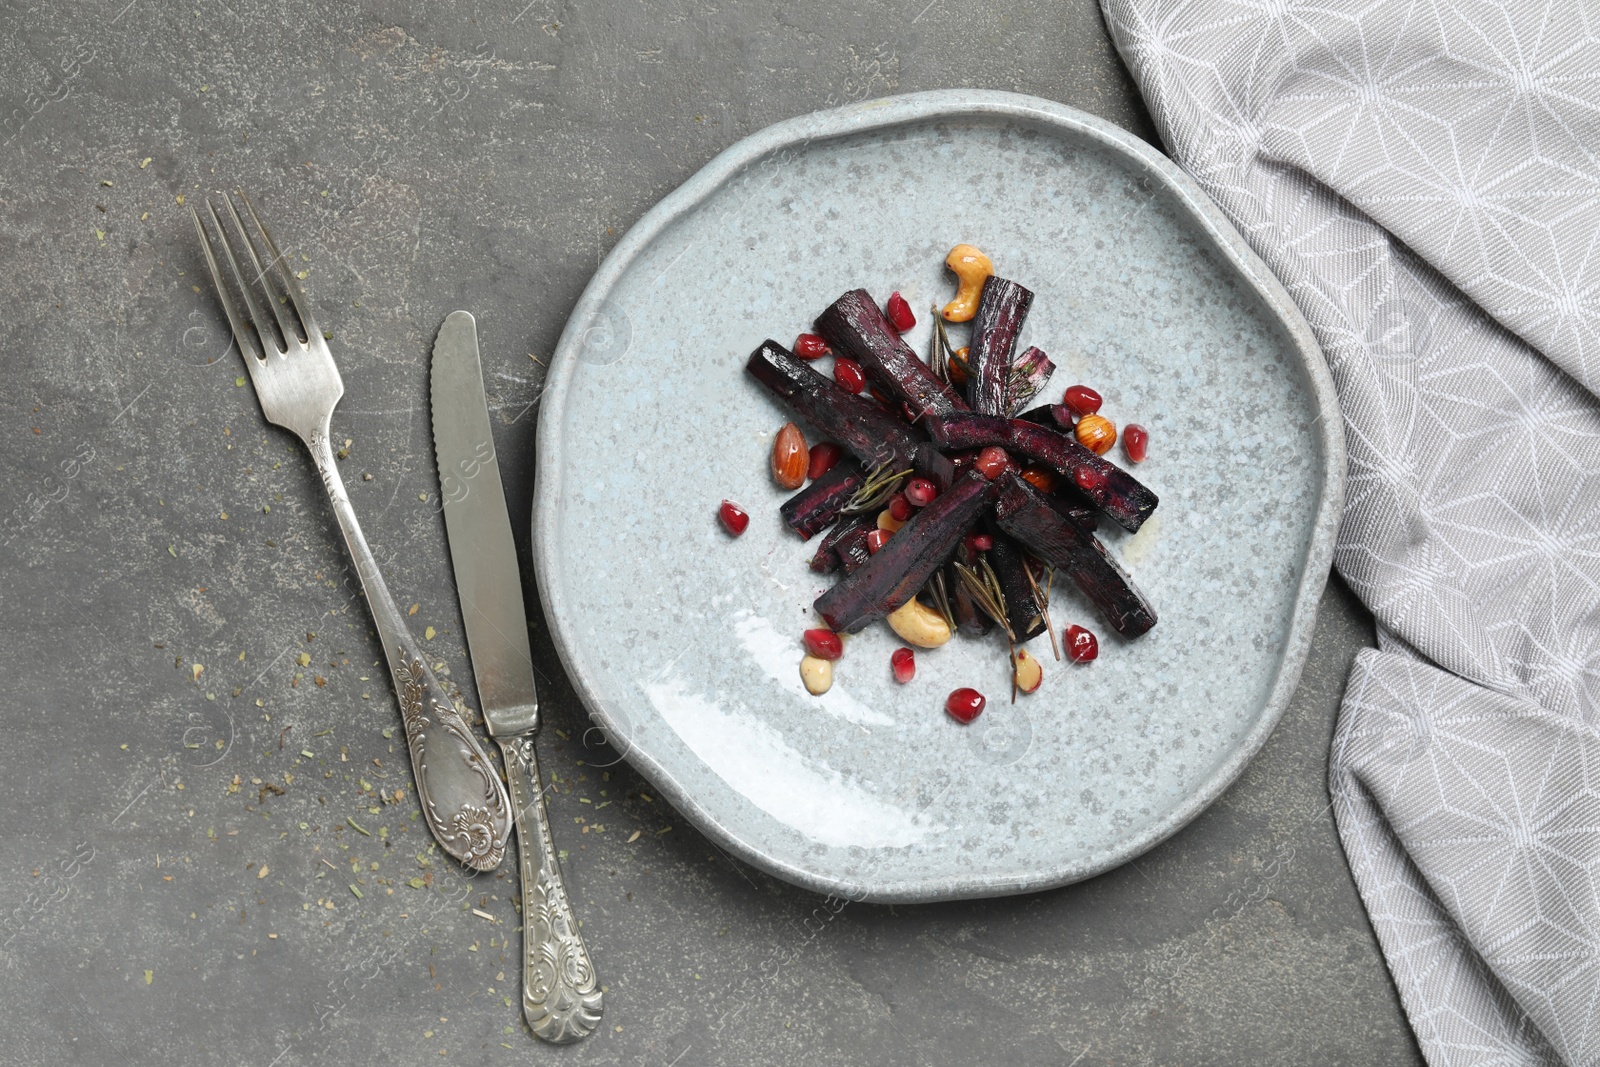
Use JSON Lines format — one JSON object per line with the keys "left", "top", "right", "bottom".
{"left": 533, "top": 91, "right": 1344, "bottom": 903}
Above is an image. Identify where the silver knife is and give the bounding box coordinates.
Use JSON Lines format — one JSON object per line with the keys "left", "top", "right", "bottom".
{"left": 430, "top": 310, "right": 603, "bottom": 1044}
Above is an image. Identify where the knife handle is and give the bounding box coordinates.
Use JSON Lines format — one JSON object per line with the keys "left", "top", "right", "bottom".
{"left": 499, "top": 735, "right": 603, "bottom": 1043}
{"left": 308, "top": 428, "right": 511, "bottom": 871}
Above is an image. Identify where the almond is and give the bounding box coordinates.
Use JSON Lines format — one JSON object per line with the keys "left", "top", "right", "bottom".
{"left": 771, "top": 421, "right": 808, "bottom": 489}
{"left": 1014, "top": 648, "right": 1043, "bottom": 694}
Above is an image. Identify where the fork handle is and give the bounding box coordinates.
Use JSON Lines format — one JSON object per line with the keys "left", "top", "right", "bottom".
{"left": 307, "top": 426, "right": 512, "bottom": 871}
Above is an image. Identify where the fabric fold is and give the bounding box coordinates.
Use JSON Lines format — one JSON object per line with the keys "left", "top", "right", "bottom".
{"left": 1337, "top": 648, "right": 1581, "bottom": 1064}
{"left": 1332, "top": 657, "right": 1564, "bottom": 1063}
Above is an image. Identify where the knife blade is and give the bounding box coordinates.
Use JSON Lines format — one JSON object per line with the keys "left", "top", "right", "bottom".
{"left": 430, "top": 310, "right": 603, "bottom": 1044}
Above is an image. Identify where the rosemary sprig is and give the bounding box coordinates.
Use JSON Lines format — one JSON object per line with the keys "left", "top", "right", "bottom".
{"left": 931, "top": 314, "right": 973, "bottom": 385}
{"left": 960, "top": 557, "right": 1041, "bottom": 702}
{"left": 953, "top": 559, "right": 1015, "bottom": 644}
{"left": 949, "top": 349, "right": 974, "bottom": 382}
{"left": 926, "top": 569, "right": 956, "bottom": 634}
{"left": 1024, "top": 557, "right": 1061, "bottom": 662}
{"left": 842, "top": 460, "right": 912, "bottom": 515}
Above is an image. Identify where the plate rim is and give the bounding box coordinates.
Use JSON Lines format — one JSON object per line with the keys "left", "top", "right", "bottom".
{"left": 532, "top": 89, "right": 1347, "bottom": 903}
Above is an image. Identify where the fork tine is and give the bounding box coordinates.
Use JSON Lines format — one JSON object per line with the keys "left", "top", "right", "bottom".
{"left": 192, "top": 202, "right": 266, "bottom": 366}
{"left": 237, "top": 190, "right": 320, "bottom": 341}
{"left": 221, "top": 192, "right": 304, "bottom": 350}
{"left": 205, "top": 197, "right": 282, "bottom": 358}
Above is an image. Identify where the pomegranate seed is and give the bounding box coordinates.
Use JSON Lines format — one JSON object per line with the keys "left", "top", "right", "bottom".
{"left": 903, "top": 477, "right": 938, "bottom": 507}
{"left": 969, "top": 533, "right": 994, "bottom": 552}
{"left": 865, "top": 528, "right": 891, "bottom": 554}
{"left": 891, "top": 647, "right": 916, "bottom": 684}
{"left": 834, "top": 357, "right": 866, "bottom": 394}
{"left": 888, "top": 493, "right": 913, "bottom": 522}
{"left": 1124, "top": 423, "right": 1149, "bottom": 463}
{"left": 1066, "top": 625, "right": 1099, "bottom": 663}
{"left": 886, "top": 291, "right": 916, "bottom": 332}
{"left": 808, "top": 442, "right": 843, "bottom": 480}
{"left": 945, "top": 687, "right": 986, "bottom": 723}
{"left": 1073, "top": 466, "right": 1106, "bottom": 493}
{"left": 794, "top": 333, "right": 830, "bottom": 360}
{"left": 974, "top": 446, "right": 1010, "bottom": 480}
{"left": 718, "top": 500, "right": 749, "bottom": 536}
{"left": 1063, "top": 384, "right": 1102, "bottom": 416}
{"left": 802, "top": 628, "right": 843, "bottom": 660}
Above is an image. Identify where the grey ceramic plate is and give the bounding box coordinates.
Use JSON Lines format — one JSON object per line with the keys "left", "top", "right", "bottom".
{"left": 533, "top": 90, "right": 1344, "bottom": 904}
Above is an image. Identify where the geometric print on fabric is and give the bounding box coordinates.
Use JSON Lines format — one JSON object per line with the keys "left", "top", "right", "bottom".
{"left": 1098, "top": 1, "right": 1600, "bottom": 1061}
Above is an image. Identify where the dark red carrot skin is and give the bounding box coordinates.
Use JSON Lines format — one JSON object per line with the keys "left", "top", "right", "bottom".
{"left": 780, "top": 459, "right": 864, "bottom": 540}
{"left": 835, "top": 523, "right": 873, "bottom": 573}
{"left": 809, "top": 546, "right": 840, "bottom": 574}
{"left": 814, "top": 469, "right": 998, "bottom": 633}
{"left": 993, "top": 427, "right": 1099, "bottom": 528}
{"left": 746, "top": 340, "right": 923, "bottom": 472}
{"left": 810, "top": 513, "right": 875, "bottom": 573}
{"left": 923, "top": 413, "right": 1157, "bottom": 533}
{"left": 747, "top": 339, "right": 951, "bottom": 495}
{"left": 993, "top": 473, "right": 1157, "bottom": 639}
{"left": 814, "top": 289, "right": 967, "bottom": 421}
{"left": 913, "top": 442, "right": 957, "bottom": 492}
{"left": 1053, "top": 490, "right": 1100, "bottom": 530}
{"left": 967, "top": 276, "right": 1034, "bottom": 415}
{"left": 1008, "top": 345, "right": 1055, "bottom": 415}
{"left": 983, "top": 525, "right": 1048, "bottom": 641}
{"left": 1016, "top": 403, "right": 1075, "bottom": 431}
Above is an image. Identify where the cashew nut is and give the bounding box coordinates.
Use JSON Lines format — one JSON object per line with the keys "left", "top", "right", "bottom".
{"left": 800, "top": 654, "right": 834, "bottom": 695}
{"left": 877, "top": 508, "right": 905, "bottom": 533}
{"left": 886, "top": 597, "right": 952, "bottom": 649}
{"left": 941, "top": 244, "right": 994, "bottom": 323}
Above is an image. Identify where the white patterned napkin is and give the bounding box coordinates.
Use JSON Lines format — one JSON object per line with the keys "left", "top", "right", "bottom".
{"left": 1096, "top": 1, "right": 1600, "bottom": 1062}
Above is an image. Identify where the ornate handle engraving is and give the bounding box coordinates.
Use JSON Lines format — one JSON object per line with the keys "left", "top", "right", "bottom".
{"left": 500, "top": 735, "right": 602, "bottom": 1043}
{"left": 307, "top": 427, "right": 511, "bottom": 871}
{"left": 394, "top": 655, "right": 509, "bottom": 870}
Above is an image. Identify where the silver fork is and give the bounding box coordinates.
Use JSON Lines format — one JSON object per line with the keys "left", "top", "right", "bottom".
{"left": 193, "top": 191, "right": 512, "bottom": 871}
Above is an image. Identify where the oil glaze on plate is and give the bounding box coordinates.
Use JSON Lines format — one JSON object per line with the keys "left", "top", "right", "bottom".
{"left": 533, "top": 91, "right": 1344, "bottom": 903}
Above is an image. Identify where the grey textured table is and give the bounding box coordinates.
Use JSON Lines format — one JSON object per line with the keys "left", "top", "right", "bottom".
{"left": 0, "top": 1, "right": 1423, "bottom": 1064}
